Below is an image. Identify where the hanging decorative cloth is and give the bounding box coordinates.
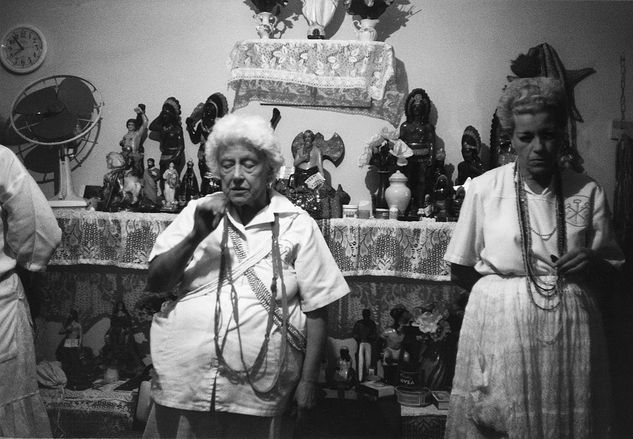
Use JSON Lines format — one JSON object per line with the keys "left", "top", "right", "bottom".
{"left": 228, "top": 39, "right": 405, "bottom": 126}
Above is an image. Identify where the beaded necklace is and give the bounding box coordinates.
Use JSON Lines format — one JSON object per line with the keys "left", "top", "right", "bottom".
{"left": 214, "top": 213, "right": 289, "bottom": 400}
{"left": 514, "top": 162, "right": 567, "bottom": 311}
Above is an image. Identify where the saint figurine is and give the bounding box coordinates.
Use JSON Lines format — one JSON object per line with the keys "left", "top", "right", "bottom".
{"left": 142, "top": 157, "right": 161, "bottom": 205}
{"left": 162, "top": 161, "right": 179, "bottom": 206}
{"left": 149, "top": 97, "right": 186, "bottom": 186}
{"left": 120, "top": 104, "right": 148, "bottom": 177}
{"left": 185, "top": 93, "right": 227, "bottom": 195}
{"left": 352, "top": 308, "right": 378, "bottom": 382}
{"left": 399, "top": 88, "right": 436, "bottom": 213}
{"left": 180, "top": 159, "right": 199, "bottom": 203}
{"left": 56, "top": 309, "right": 84, "bottom": 389}
{"left": 102, "top": 152, "right": 128, "bottom": 211}
{"left": 456, "top": 125, "right": 486, "bottom": 185}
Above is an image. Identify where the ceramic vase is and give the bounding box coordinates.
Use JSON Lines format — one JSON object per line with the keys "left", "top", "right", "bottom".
{"left": 385, "top": 170, "right": 411, "bottom": 216}
{"left": 353, "top": 18, "right": 379, "bottom": 41}
{"left": 254, "top": 12, "right": 277, "bottom": 39}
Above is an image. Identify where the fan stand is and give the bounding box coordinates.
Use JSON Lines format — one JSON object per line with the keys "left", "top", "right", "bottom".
{"left": 49, "top": 144, "right": 87, "bottom": 208}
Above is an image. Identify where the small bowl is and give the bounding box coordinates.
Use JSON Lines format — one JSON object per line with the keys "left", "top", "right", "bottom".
{"left": 375, "top": 208, "right": 389, "bottom": 219}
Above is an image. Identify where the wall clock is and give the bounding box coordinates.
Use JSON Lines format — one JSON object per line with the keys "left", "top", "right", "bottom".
{"left": 0, "top": 24, "right": 48, "bottom": 74}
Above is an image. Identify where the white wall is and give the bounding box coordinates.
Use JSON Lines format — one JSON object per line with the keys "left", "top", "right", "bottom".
{"left": 1, "top": 0, "right": 632, "bottom": 208}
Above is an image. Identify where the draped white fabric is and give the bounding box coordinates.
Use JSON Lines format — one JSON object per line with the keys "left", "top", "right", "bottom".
{"left": 302, "top": 0, "right": 339, "bottom": 28}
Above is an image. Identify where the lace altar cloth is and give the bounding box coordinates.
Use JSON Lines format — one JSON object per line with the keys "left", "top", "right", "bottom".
{"left": 51, "top": 209, "right": 176, "bottom": 269}
{"left": 41, "top": 380, "right": 137, "bottom": 437}
{"left": 228, "top": 39, "right": 405, "bottom": 126}
{"left": 49, "top": 211, "right": 454, "bottom": 281}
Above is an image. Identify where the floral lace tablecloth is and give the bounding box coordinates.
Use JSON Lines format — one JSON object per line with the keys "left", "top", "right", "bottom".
{"left": 49, "top": 211, "right": 454, "bottom": 281}
{"left": 228, "top": 39, "right": 405, "bottom": 126}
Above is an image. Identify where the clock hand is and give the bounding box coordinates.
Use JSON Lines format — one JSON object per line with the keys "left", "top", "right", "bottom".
{"left": 11, "top": 35, "right": 24, "bottom": 51}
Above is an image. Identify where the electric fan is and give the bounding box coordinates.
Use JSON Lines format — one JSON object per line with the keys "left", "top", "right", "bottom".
{"left": 9, "top": 75, "right": 104, "bottom": 207}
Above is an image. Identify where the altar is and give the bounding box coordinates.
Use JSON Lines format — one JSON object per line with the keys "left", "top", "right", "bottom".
{"left": 35, "top": 210, "right": 463, "bottom": 368}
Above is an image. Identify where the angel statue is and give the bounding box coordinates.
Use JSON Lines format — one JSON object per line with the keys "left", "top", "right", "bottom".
{"left": 185, "top": 93, "right": 228, "bottom": 195}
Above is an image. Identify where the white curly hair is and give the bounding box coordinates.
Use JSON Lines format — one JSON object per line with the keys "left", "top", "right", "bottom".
{"left": 205, "top": 113, "right": 284, "bottom": 182}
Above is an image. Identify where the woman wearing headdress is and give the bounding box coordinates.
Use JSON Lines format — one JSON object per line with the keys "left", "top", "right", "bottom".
{"left": 444, "top": 77, "right": 624, "bottom": 438}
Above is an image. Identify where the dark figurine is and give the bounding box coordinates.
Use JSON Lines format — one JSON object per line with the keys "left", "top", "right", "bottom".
{"left": 56, "top": 309, "right": 85, "bottom": 389}
{"left": 290, "top": 130, "right": 344, "bottom": 189}
{"left": 433, "top": 174, "right": 453, "bottom": 222}
{"left": 352, "top": 308, "right": 378, "bottom": 382}
{"left": 142, "top": 157, "right": 162, "bottom": 206}
{"left": 180, "top": 159, "right": 200, "bottom": 203}
{"left": 120, "top": 104, "right": 148, "bottom": 177}
{"left": 102, "top": 152, "right": 128, "bottom": 211}
{"left": 451, "top": 186, "right": 466, "bottom": 219}
{"left": 343, "top": 0, "right": 394, "bottom": 19}
{"left": 456, "top": 125, "right": 486, "bottom": 185}
{"left": 185, "top": 93, "right": 227, "bottom": 195}
{"left": 149, "top": 97, "right": 186, "bottom": 185}
{"left": 100, "top": 301, "right": 141, "bottom": 378}
{"left": 399, "top": 88, "right": 436, "bottom": 214}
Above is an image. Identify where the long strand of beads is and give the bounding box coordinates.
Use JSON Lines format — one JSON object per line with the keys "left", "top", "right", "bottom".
{"left": 514, "top": 163, "right": 567, "bottom": 311}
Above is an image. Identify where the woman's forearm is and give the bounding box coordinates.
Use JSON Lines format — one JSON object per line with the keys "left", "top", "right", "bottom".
{"left": 301, "top": 307, "right": 328, "bottom": 383}
{"left": 146, "top": 230, "right": 203, "bottom": 292}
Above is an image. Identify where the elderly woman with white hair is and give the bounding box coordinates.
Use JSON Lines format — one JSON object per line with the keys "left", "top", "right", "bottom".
{"left": 142, "top": 113, "right": 349, "bottom": 439}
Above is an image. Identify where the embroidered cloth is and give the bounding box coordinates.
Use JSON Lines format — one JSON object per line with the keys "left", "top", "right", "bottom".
{"left": 227, "top": 39, "right": 405, "bottom": 126}
{"left": 49, "top": 211, "right": 454, "bottom": 281}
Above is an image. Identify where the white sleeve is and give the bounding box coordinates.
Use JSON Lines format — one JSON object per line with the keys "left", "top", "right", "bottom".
{"left": 294, "top": 215, "right": 350, "bottom": 312}
{"left": 0, "top": 146, "right": 61, "bottom": 271}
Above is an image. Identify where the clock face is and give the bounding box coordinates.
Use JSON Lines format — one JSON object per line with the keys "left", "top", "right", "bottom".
{"left": 0, "top": 25, "right": 47, "bottom": 74}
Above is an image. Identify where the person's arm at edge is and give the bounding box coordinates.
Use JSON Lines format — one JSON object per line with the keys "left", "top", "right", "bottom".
{"left": 294, "top": 306, "right": 327, "bottom": 410}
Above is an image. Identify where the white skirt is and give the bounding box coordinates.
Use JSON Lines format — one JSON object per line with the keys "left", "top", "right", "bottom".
{"left": 445, "top": 275, "right": 611, "bottom": 439}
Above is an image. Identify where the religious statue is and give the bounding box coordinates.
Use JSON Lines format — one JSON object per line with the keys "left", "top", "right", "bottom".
{"left": 56, "top": 309, "right": 85, "bottom": 389}
{"left": 149, "top": 97, "right": 186, "bottom": 185}
{"left": 180, "top": 159, "right": 200, "bottom": 203}
{"left": 380, "top": 305, "right": 412, "bottom": 385}
{"left": 162, "top": 161, "right": 179, "bottom": 206}
{"left": 185, "top": 93, "right": 228, "bottom": 195}
{"left": 100, "top": 301, "right": 141, "bottom": 378}
{"left": 291, "top": 130, "right": 344, "bottom": 189}
{"left": 102, "top": 151, "right": 128, "bottom": 211}
{"left": 432, "top": 174, "right": 453, "bottom": 222}
{"left": 352, "top": 308, "right": 378, "bottom": 382}
{"left": 399, "top": 88, "right": 436, "bottom": 214}
{"left": 142, "top": 157, "right": 161, "bottom": 206}
{"left": 456, "top": 125, "right": 486, "bottom": 185}
{"left": 334, "top": 346, "right": 356, "bottom": 391}
{"left": 119, "top": 104, "right": 148, "bottom": 177}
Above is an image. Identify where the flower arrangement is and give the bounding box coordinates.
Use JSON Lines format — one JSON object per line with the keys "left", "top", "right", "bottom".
{"left": 344, "top": 0, "right": 395, "bottom": 19}
{"left": 358, "top": 126, "right": 413, "bottom": 172}
{"left": 243, "top": 0, "right": 288, "bottom": 14}
{"left": 411, "top": 300, "right": 451, "bottom": 347}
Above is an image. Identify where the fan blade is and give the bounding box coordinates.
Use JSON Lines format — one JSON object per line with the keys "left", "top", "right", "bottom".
{"left": 14, "top": 86, "right": 59, "bottom": 115}
{"left": 23, "top": 145, "right": 59, "bottom": 174}
{"left": 31, "top": 110, "right": 78, "bottom": 141}
{"left": 58, "top": 77, "right": 96, "bottom": 118}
